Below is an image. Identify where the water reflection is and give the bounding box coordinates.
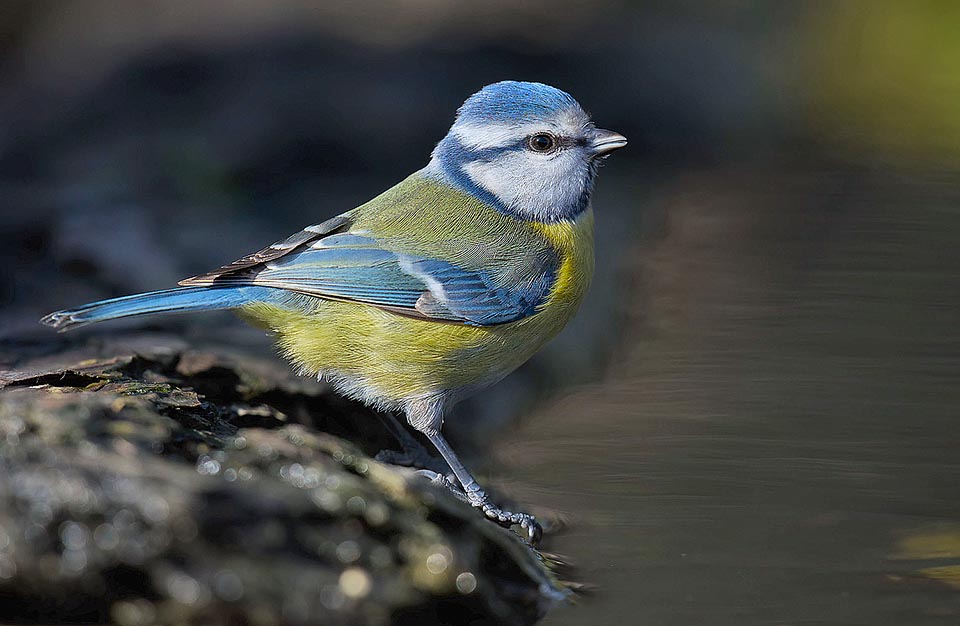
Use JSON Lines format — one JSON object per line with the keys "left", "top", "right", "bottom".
{"left": 509, "top": 166, "right": 960, "bottom": 625}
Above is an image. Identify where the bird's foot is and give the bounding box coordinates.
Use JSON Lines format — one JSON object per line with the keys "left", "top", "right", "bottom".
{"left": 464, "top": 484, "right": 543, "bottom": 545}
{"left": 477, "top": 501, "right": 542, "bottom": 545}
{"left": 415, "top": 471, "right": 542, "bottom": 544}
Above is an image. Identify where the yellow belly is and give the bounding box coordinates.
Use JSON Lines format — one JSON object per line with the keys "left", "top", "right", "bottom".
{"left": 240, "top": 211, "right": 594, "bottom": 407}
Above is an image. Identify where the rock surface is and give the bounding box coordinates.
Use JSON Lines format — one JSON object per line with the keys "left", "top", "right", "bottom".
{"left": 0, "top": 334, "right": 568, "bottom": 625}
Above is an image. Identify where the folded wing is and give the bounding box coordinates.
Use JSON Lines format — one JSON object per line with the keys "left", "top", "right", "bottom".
{"left": 181, "top": 223, "right": 554, "bottom": 326}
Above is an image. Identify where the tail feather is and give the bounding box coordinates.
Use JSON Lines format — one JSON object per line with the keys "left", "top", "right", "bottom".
{"left": 41, "top": 286, "right": 278, "bottom": 332}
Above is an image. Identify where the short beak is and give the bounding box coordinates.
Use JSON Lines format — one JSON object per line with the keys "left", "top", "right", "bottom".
{"left": 589, "top": 128, "right": 628, "bottom": 156}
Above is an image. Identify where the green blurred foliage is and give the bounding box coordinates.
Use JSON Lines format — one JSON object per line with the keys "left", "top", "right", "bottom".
{"left": 801, "top": 1, "right": 960, "bottom": 167}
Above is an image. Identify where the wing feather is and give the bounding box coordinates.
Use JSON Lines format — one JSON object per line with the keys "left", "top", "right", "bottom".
{"left": 178, "top": 217, "right": 554, "bottom": 326}
{"left": 179, "top": 215, "right": 352, "bottom": 286}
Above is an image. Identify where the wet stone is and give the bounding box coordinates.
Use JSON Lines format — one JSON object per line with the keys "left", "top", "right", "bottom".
{"left": 0, "top": 336, "right": 569, "bottom": 625}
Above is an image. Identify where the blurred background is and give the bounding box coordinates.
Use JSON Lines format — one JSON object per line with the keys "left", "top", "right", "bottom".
{"left": 1, "top": 1, "right": 958, "bottom": 624}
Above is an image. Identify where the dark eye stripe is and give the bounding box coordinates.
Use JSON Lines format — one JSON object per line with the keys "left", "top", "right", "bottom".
{"left": 525, "top": 133, "right": 584, "bottom": 153}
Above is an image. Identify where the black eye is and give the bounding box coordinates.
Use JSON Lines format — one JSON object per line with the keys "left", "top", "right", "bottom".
{"left": 527, "top": 133, "right": 556, "bottom": 152}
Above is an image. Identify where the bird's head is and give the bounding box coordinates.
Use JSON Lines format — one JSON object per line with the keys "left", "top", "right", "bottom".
{"left": 427, "top": 81, "right": 627, "bottom": 223}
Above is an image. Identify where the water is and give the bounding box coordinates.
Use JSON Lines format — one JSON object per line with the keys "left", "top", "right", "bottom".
{"left": 505, "top": 166, "right": 960, "bottom": 625}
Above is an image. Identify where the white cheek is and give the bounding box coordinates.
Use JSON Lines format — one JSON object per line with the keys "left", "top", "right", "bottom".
{"left": 462, "top": 152, "right": 587, "bottom": 220}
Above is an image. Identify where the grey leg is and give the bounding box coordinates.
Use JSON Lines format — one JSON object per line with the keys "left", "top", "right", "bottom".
{"left": 423, "top": 429, "right": 542, "bottom": 545}
{"left": 374, "top": 412, "right": 449, "bottom": 475}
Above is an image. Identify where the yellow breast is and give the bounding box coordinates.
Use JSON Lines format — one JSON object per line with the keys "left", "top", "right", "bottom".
{"left": 241, "top": 209, "right": 595, "bottom": 408}
{"left": 529, "top": 210, "right": 595, "bottom": 317}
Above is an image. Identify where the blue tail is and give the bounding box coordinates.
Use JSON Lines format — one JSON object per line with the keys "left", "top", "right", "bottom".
{"left": 41, "top": 286, "right": 279, "bottom": 332}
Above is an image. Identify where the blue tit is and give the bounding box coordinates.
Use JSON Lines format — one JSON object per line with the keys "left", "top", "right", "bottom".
{"left": 42, "top": 81, "right": 627, "bottom": 543}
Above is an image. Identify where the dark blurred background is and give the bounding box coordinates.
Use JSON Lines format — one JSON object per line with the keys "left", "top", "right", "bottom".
{"left": 1, "top": 1, "right": 958, "bottom": 624}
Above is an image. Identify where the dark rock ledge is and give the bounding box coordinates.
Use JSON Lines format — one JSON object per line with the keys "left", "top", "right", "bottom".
{"left": 0, "top": 334, "right": 570, "bottom": 626}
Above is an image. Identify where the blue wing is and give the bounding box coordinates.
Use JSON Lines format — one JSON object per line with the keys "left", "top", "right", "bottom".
{"left": 183, "top": 231, "right": 555, "bottom": 326}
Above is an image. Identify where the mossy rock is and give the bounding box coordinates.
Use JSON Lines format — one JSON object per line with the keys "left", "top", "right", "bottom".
{"left": 0, "top": 336, "right": 569, "bottom": 625}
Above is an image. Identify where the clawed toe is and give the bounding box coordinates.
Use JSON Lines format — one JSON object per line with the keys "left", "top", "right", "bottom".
{"left": 414, "top": 472, "right": 543, "bottom": 544}
{"left": 479, "top": 503, "right": 542, "bottom": 545}
{"left": 523, "top": 518, "right": 543, "bottom": 544}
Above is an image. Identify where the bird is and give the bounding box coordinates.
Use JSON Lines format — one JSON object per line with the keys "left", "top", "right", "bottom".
{"left": 42, "top": 80, "right": 627, "bottom": 543}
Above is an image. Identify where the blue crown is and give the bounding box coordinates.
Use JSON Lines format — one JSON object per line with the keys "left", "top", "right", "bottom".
{"left": 455, "top": 81, "right": 580, "bottom": 125}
